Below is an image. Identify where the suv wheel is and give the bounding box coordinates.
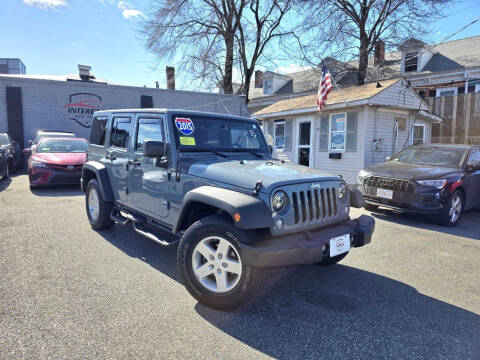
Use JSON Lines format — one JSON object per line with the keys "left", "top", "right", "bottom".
{"left": 438, "top": 190, "right": 463, "bottom": 227}
{"left": 86, "top": 179, "right": 114, "bottom": 230}
{"left": 177, "top": 215, "right": 264, "bottom": 310}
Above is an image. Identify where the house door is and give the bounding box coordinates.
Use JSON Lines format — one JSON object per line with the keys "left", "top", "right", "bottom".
{"left": 297, "top": 119, "right": 313, "bottom": 167}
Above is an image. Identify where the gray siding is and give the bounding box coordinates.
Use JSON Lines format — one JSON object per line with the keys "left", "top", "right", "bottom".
{"left": 0, "top": 76, "right": 248, "bottom": 144}
{"left": 370, "top": 79, "right": 429, "bottom": 110}
{"left": 363, "top": 108, "right": 432, "bottom": 167}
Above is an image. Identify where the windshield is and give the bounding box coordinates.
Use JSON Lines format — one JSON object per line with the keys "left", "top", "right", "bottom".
{"left": 34, "top": 133, "right": 75, "bottom": 143}
{"left": 36, "top": 138, "right": 88, "bottom": 153}
{"left": 0, "top": 134, "right": 9, "bottom": 146}
{"left": 171, "top": 115, "right": 268, "bottom": 153}
{"left": 391, "top": 146, "right": 467, "bottom": 168}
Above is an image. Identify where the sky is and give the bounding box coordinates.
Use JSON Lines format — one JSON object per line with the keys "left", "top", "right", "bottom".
{"left": 2, "top": 0, "right": 480, "bottom": 92}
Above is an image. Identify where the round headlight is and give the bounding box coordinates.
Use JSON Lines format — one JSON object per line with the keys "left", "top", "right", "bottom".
{"left": 338, "top": 183, "right": 348, "bottom": 200}
{"left": 271, "top": 191, "right": 286, "bottom": 212}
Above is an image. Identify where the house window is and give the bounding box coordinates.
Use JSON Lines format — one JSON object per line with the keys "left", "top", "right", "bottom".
{"left": 436, "top": 87, "right": 458, "bottom": 97}
{"left": 396, "top": 117, "right": 406, "bottom": 132}
{"left": 475, "top": 84, "right": 480, "bottom": 93}
{"left": 404, "top": 52, "right": 418, "bottom": 72}
{"left": 329, "top": 113, "right": 346, "bottom": 152}
{"left": 264, "top": 79, "right": 273, "bottom": 95}
{"left": 274, "top": 120, "right": 285, "bottom": 149}
{"left": 412, "top": 124, "right": 425, "bottom": 145}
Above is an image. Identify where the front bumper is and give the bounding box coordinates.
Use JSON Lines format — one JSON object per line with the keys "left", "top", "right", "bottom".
{"left": 239, "top": 215, "right": 375, "bottom": 268}
{"left": 357, "top": 183, "right": 445, "bottom": 213}
{"left": 29, "top": 166, "right": 82, "bottom": 186}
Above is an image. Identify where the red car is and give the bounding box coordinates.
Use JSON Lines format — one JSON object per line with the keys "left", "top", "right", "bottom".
{"left": 27, "top": 137, "right": 88, "bottom": 189}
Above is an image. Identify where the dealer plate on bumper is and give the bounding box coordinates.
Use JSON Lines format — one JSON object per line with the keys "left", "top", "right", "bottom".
{"left": 376, "top": 188, "right": 393, "bottom": 199}
{"left": 329, "top": 234, "right": 351, "bottom": 257}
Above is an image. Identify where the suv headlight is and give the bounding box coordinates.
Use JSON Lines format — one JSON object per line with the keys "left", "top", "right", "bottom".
{"left": 416, "top": 179, "right": 447, "bottom": 189}
{"left": 358, "top": 169, "right": 369, "bottom": 183}
{"left": 271, "top": 191, "right": 286, "bottom": 212}
{"left": 30, "top": 160, "right": 48, "bottom": 168}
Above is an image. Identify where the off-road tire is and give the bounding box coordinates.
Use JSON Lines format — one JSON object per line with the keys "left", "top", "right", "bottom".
{"left": 177, "top": 215, "right": 264, "bottom": 310}
{"left": 313, "top": 252, "right": 348, "bottom": 266}
{"left": 364, "top": 203, "right": 379, "bottom": 211}
{"left": 437, "top": 190, "right": 463, "bottom": 227}
{"left": 86, "top": 179, "right": 114, "bottom": 230}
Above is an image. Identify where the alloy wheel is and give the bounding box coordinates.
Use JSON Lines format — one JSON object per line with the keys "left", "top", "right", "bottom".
{"left": 191, "top": 236, "right": 242, "bottom": 293}
{"left": 88, "top": 188, "right": 100, "bottom": 222}
{"left": 448, "top": 194, "right": 462, "bottom": 223}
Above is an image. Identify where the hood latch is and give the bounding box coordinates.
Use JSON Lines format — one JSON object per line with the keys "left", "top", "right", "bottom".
{"left": 252, "top": 179, "right": 262, "bottom": 196}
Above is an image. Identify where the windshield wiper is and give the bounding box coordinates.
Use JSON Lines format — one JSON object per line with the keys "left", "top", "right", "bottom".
{"left": 182, "top": 149, "right": 229, "bottom": 158}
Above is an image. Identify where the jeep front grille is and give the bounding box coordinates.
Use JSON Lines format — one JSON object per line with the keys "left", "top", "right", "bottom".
{"left": 291, "top": 188, "right": 338, "bottom": 224}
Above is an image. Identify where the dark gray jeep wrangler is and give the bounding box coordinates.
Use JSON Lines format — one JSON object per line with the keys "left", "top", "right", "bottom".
{"left": 82, "top": 109, "right": 374, "bottom": 310}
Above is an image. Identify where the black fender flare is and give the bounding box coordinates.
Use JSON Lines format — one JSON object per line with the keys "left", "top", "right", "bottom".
{"left": 174, "top": 186, "right": 273, "bottom": 233}
{"left": 349, "top": 187, "right": 365, "bottom": 208}
{"left": 82, "top": 161, "right": 114, "bottom": 202}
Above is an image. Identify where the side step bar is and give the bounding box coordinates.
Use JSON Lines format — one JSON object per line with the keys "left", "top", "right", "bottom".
{"left": 132, "top": 223, "right": 177, "bottom": 247}
{"left": 110, "top": 209, "right": 179, "bottom": 247}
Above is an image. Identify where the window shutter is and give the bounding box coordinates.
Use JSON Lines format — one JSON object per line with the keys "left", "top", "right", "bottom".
{"left": 319, "top": 115, "right": 329, "bottom": 151}
{"left": 284, "top": 119, "right": 292, "bottom": 151}
{"left": 346, "top": 112, "right": 358, "bottom": 152}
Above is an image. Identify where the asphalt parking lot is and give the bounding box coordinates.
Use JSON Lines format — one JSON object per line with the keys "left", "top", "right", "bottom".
{"left": 1, "top": 174, "right": 479, "bottom": 360}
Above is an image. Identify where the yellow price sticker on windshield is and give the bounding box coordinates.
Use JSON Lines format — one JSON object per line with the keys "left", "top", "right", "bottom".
{"left": 180, "top": 136, "right": 196, "bottom": 146}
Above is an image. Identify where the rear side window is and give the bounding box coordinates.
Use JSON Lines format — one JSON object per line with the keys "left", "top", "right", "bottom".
{"left": 110, "top": 117, "right": 131, "bottom": 148}
{"left": 136, "top": 118, "right": 165, "bottom": 151}
{"left": 90, "top": 117, "right": 108, "bottom": 145}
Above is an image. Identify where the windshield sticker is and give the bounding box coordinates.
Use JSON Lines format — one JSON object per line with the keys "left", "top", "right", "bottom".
{"left": 180, "top": 136, "right": 196, "bottom": 146}
{"left": 175, "top": 117, "right": 194, "bottom": 135}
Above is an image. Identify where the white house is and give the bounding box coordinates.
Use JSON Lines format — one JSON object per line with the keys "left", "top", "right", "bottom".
{"left": 255, "top": 78, "right": 442, "bottom": 184}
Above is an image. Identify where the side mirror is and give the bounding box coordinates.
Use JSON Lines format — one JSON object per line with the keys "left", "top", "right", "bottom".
{"left": 23, "top": 148, "right": 32, "bottom": 155}
{"left": 268, "top": 145, "right": 273, "bottom": 154}
{"left": 385, "top": 156, "right": 391, "bottom": 161}
{"left": 142, "top": 140, "right": 165, "bottom": 158}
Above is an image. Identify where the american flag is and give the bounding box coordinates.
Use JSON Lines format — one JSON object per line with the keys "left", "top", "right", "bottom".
{"left": 317, "top": 62, "right": 333, "bottom": 112}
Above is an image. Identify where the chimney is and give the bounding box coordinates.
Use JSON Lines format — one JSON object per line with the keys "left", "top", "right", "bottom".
{"left": 254, "top": 70, "right": 263, "bottom": 88}
{"left": 78, "top": 64, "right": 95, "bottom": 80}
{"left": 374, "top": 40, "right": 385, "bottom": 66}
{"left": 166, "top": 66, "right": 175, "bottom": 90}
{"left": 155, "top": 81, "right": 159, "bottom": 89}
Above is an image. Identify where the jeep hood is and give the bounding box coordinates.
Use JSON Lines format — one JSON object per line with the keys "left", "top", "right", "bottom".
{"left": 187, "top": 159, "right": 340, "bottom": 193}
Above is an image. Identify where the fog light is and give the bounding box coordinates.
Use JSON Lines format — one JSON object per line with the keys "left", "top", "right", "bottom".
{"left": 275, "top": 218, "right": 284, "bottom": 230}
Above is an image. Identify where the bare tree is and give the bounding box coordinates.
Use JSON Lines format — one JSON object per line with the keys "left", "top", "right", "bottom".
{"left": 297, "top": 0, "right": 455, "bottom": 84}
{"left": 143, "top": 0, "right": 294, "bottom": 103}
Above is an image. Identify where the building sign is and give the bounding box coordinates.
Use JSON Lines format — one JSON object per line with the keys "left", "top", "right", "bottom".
{"left": 65, "top": 93, "right": 102, "bottom": 128}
